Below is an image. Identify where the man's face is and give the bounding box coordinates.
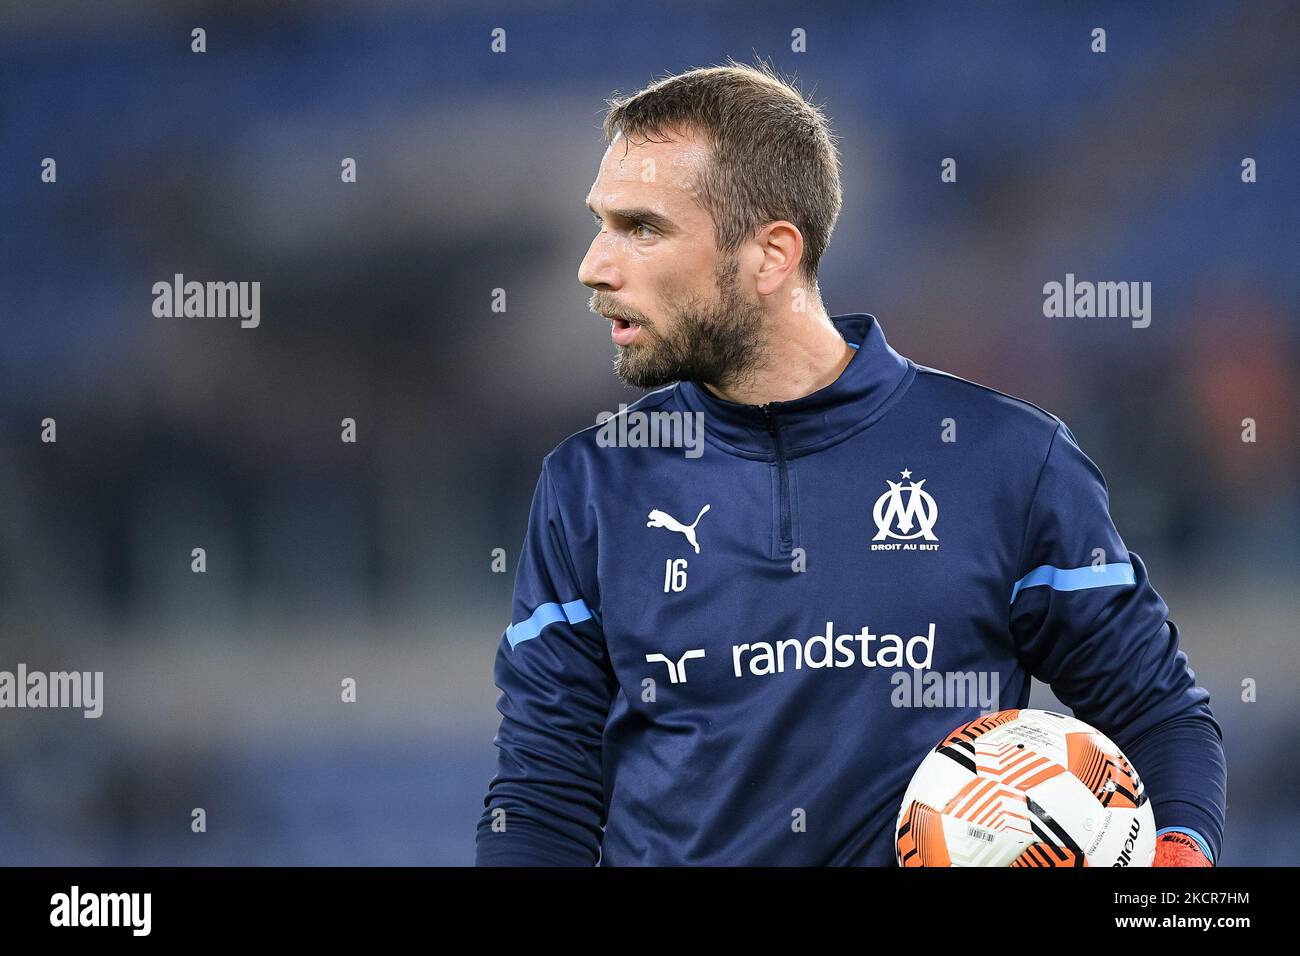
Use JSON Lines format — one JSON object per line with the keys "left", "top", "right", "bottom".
{"left": 579, "top": 128, "right": 766, "bottom": 391}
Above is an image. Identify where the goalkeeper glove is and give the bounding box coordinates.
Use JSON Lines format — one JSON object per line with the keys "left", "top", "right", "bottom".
{"left": 1153, "top": 830, "right": 1212, "bottom": 867}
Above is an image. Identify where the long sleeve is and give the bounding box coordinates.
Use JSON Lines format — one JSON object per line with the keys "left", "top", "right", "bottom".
{"left": 475, "top": 458, "right": 616, "bottom": 866}
{"left": 1008, "top": 421, "right": 1227, "bottom": 863}
{"left": 1121, "top": 713, "right": 1225, "bottom": 862}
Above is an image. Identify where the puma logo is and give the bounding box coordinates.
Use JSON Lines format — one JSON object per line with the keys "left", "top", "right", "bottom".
{"left": 647, "top": 504, "right": 711, "bottom": 554}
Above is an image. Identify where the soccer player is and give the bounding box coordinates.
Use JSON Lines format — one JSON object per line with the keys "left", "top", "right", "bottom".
{"left": 475, "top": 61, "right": 1226, "bottom": 866}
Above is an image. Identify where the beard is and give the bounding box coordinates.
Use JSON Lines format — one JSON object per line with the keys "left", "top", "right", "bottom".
{"left": 597, "top": 257, "right": 768, "bottom": 392}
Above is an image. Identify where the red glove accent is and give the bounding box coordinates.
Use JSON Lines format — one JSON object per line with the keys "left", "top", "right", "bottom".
{"left": 1153, "top": 832, "right": 1212, "bottom": 867}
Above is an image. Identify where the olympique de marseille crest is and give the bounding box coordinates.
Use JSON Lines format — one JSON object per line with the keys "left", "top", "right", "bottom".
{"left": 871, "top": 469, "right": 940, "bottom": 551}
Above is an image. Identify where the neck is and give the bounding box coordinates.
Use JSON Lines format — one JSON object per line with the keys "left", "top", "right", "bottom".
{"left": 702, "top": 304, "right": 854, "bottom": 406}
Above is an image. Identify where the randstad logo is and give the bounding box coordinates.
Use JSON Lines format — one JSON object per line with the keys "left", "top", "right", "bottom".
{"left": 871, "top": 469, "right": 939, "bottom": 551}
{"left": 647, "top": 622, "right": 936, "bottom": 684}
{"left": 645, "top": 649, "right": 706, "bottom": 684}
{"left": 733, "top": 621, "right": 936, "bottom": 678}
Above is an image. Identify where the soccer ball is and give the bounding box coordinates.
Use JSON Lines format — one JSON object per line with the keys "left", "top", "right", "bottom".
{"left": 895, "top": 709, "right": 1155, "bottom": 867}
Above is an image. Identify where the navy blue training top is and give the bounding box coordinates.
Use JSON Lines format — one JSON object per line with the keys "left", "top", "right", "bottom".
{"left": 475, "top": 313, "right": 1226, "bottom": 866}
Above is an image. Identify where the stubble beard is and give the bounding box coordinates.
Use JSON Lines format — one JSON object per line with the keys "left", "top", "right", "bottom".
{"left": 608, "top": 257, "right": 768, "bottom": 392}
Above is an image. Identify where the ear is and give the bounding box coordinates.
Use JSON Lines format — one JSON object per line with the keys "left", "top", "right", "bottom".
{"left": 751, "top": 220, "right": 805, "bottom": 296}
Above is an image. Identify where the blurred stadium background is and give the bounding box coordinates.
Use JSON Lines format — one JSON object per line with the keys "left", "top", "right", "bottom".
{"left": 0, "top": 0, "right": 1295, "bottom": 864}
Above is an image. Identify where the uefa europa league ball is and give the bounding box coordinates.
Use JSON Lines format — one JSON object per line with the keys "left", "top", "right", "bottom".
{"left": 896, "top": 709, "right": 1155, "bottom": 867}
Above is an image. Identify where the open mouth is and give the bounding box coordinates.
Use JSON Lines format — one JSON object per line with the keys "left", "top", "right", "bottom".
{"left": 607, "top": 313, "right": 642, "bottom": 345}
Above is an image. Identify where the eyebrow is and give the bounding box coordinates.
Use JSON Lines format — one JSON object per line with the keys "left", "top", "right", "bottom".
{"left": 586, "top": 201, "right": 676, "bottom": 235}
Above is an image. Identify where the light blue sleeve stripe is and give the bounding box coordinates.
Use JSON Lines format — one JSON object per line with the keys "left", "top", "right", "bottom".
{"left": 1157, "top": 826, "right": 1214, "bottom": 864}
{"left": 847, "top": 341, "right": 861, "bottom": 350}
{"left": 1009, "top": 561, "right": 1135, "bottom": 604}
{"left": 506, "top": 598, "right": 593, "bottom": 649}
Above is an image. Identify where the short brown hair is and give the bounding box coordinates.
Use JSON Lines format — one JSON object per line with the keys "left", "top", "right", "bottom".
{"left": 602, "top": 57, "right": 843, "bottom": 285}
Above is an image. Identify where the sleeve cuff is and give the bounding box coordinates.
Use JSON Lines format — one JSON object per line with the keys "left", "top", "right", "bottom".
{"left": 476, "top": 825, "right": 599, "bottom": 867}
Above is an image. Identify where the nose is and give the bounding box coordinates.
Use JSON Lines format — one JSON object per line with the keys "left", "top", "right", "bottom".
{"left": 578, "top": 232, "right": 622, "bottom": 291}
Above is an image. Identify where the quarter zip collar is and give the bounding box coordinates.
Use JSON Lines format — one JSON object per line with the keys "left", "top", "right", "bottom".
{"left": 676, "top": 313, "right": 913, "bottom": 459}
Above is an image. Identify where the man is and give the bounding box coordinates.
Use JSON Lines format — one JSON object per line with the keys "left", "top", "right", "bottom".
{"left": 475, "top": 61, "right": 1226, "bottom": 866}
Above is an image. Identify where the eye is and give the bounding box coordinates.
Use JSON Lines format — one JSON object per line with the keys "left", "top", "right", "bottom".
{"left": 591, "top": 212, "right": 603, "bottom": 227}
{"left": 630, "top": 221, "right": 656, "bottom": 239}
